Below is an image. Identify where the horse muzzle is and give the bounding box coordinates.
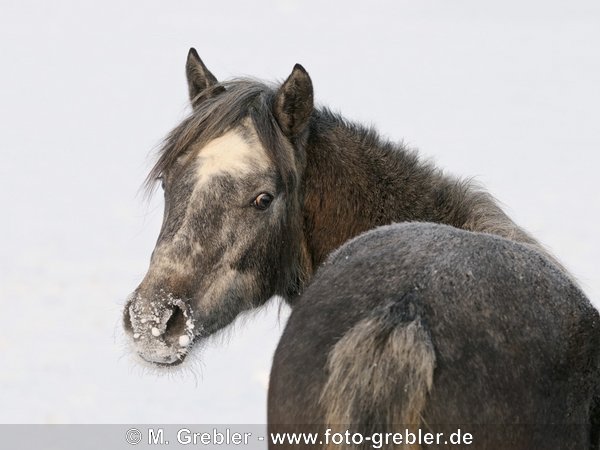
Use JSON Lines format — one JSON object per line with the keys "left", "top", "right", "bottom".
{"left": 123, "top": 294, "right": 195, "bottom": 365}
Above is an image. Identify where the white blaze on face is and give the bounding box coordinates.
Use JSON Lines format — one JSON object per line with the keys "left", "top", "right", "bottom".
{"left": 193, "top": 126, "right": 270, "bottom": 185}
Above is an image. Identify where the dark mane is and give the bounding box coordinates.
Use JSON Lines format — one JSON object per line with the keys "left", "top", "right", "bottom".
{"left": 144, "top": 78, "right": 295, "bottom": 195}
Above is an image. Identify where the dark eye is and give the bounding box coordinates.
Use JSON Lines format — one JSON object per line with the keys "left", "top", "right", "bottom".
{"left": 252, "top": 193, "right": 274, "bottom": 210}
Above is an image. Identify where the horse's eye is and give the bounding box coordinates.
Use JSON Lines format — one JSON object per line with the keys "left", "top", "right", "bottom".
{"left": 252, "top": 193, "right": 274, "bottom": 210}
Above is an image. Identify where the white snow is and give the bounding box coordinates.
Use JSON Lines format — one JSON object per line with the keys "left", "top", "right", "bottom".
{"left": 179, "top": 335, "right": 191, "bottom": 347}
{"left": 0, "top": 0, "right": 598, "bottom": 425}
{"left": 151, "top": 327, "right": 161, "bottom": 337}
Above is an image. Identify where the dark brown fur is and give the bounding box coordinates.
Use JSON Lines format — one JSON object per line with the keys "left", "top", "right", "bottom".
{"left": 301, "top": 109, "right": 549, "bottom": 271}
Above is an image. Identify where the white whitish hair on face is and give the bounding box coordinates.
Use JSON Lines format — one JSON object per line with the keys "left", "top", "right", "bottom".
{"left": 193, "top": 124, "right": 271, "bottom": 185}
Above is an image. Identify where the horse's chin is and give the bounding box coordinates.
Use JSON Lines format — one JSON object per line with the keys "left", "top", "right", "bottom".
{"left": 133, "top": 343, "right": 191, "bottom": 367}
{"left": 130, "top": 341, "right": 196, "bottom": 374}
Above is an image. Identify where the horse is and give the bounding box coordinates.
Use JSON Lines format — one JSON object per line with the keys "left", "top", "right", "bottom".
{"left": 121, "top": 48, "right": 599, "bottom": 445}
{"left": 123, "top": 48, "right": 558, "bottom": 363}
{"left": 268, "top": 222, "right": 600, "bottom": 449}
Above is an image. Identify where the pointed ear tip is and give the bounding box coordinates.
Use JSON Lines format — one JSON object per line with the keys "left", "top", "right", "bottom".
{"left": 293, "top": 63, "right": 308, "bottom": 74}
{"left": 188, "top": 47, "right": 200, "bottom": 59}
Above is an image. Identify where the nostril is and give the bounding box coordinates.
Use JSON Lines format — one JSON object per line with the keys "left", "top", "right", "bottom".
{"left": 123, "top": 296, "right": 193, "bottom": 364}
{"left": 163, "top": 304, "right": 187, "bottom": 346}
{"left": 123, "top": 305, "right": 134, "bottom": 335}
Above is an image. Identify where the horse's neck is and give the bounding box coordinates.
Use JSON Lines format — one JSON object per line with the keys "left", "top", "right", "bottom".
{"left": 302, "top": 113, "right": 547, "bottom": 268}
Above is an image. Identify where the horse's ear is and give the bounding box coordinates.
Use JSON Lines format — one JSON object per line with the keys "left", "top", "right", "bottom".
{"left": 274, "top": 64, "right": 313, "bottom": 137}
{"left": 186, "top": 48, "right": 222, "bottom": 105}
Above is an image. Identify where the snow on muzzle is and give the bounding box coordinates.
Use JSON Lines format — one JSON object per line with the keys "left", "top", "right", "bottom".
{"left": 124, "top": 293, "right": 195, "bottom": 365}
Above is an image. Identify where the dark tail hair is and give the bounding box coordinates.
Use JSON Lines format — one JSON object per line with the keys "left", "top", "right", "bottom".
{"left": 319, "top": 296, "right": 436, "bottom": 450}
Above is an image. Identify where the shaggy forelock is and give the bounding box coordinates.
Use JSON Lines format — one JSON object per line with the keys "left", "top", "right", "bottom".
{"left": 144, "top": 79, "right": 298, "bottom": 197}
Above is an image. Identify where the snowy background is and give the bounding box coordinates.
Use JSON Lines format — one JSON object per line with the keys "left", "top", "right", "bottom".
{"left": 1, "top": 0, "right": 598, "bottom": 424}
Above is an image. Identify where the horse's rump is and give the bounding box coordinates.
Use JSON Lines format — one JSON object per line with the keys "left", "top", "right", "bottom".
{"left": 268, "top": 223, "right": 600, "bottom": 449}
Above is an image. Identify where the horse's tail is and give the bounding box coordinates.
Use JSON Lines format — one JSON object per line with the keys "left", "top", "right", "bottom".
{"left": 319, "top": 295, "right": 436, "bottom": 450}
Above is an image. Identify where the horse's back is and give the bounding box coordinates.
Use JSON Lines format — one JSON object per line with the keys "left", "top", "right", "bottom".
{"left": 268, "top": 222, "right": 600, "bottom": 449}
